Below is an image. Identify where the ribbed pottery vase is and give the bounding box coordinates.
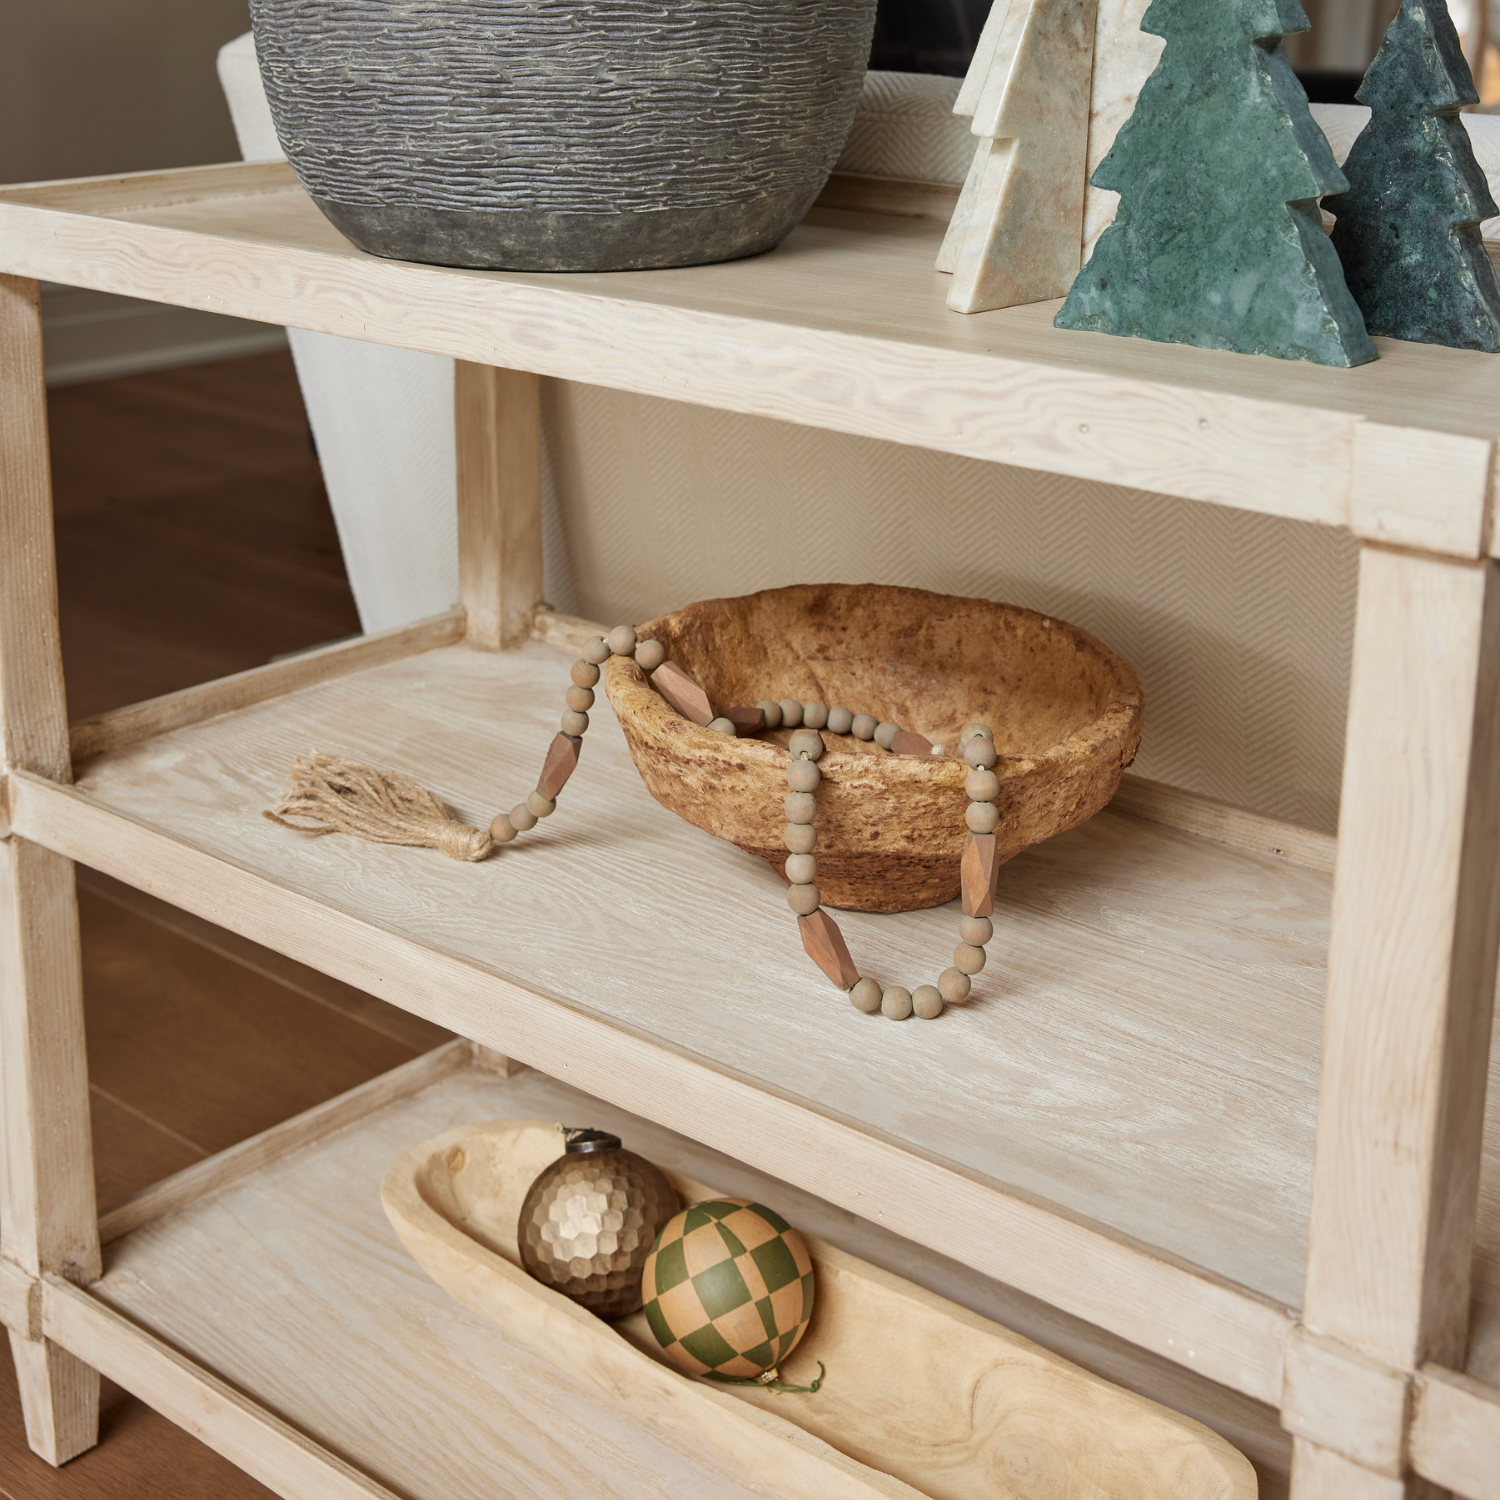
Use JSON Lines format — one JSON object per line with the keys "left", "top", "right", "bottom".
{"left": 248, "top": 0, "right": 877, "bottom": 272}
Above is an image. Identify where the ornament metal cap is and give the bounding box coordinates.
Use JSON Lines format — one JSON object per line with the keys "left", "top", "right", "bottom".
{"left": 562, "top": 1126, "right": 622, "bottom": 1155}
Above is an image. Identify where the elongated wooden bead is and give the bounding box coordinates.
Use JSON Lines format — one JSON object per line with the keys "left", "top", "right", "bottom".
{"left": 724, "top": 705, "right": 766, "bottom": 733}
{"left": 785, "top": 853, "right": 817, "bottom": 885}
{"left": 786, "top": 759, "right": 821, "bottom": 793}
{"left": 510, "top": 803, "right": 538, "bottom": 832}
{"left": 787, "top": 728, "right": 825, "bottom": 760}
{"left": 583, "top": 636, "right": 610, "bottom": 665}
{"left": 959, "top": 914, "right": 993, "bottom": 946}
{"left": 490, "top": 813, "right": 518, "bottom": 843}
{"left": 889, "top": 729, "right": 933, "bottom": 757}
{"left": 526, "top": 790, "right": 555, "bottom": 818}
{"left": 954, "top": 942, "right": 987, "bottom": 975}
{"left": 779, "top": 698, "right": 803, "bottom": 728}
{"left": 961, "top": 833, "right": 999, "bottom": 917}
{"left": 938, "top": 968, "right": 971, "bottom": 1003}
{"left": 799, "top": 909, "right": 859, "bottom": 989}
{"left": 965, "top": 768, "right": 1000, "bottom": 802}
{"left": 802, "top": 701, "right": 829, "bottom": 729}
{"left": 757, "top": 699, "right": 783, "bottom": 729}
{"left": 566, "top": 685, "right": 595, "bottom": 711}
{"left": 826, "top": 706, "right": 854, "bottom": 734}
{"left": 607, "top": 625, "right": 637, "bottom": 656}
{"left": 652, "top": 660, "right": 715, "bottom": 726}
{"left": 849, "top": 978, "right": 882, "bottom": 1014}
{"left": 851, "top": 713, "right": 877, "bottom": 741}
{"left": 561, "top": 708, "right": 589, "bottom": 736}
{"left": 874, "top": 720, "right": 900, "bottom": 750}
{"left": 784, "top": 823, "right": 817, "bottom": 854}
{"left": 633, "top": 639, "right": 666, "bottom": 672}
{"left": 966, "top": 802, "right": 1000, "bottom": 834}
{"left": 912, "top": 985, "right": 944, "bottom": 1020}
{"left": 571, "top": 659, "right": 600, "bottom": 687}
{"left": 784, "top": 791, "right": 817, "bottom": 824}
{"left": 881, "top": 987, "right": 913, "bottom": 1020}
{"left": 787, "top": 883, "right": 821, "bottom": 916}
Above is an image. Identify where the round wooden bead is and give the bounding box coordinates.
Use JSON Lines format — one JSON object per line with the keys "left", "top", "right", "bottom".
{"left": 849, "top": 978, "right": 882, "bottom": 1014}
{"left": 938, "top": 968, "right": 972, "bottom": 1003}
{"left": 964, "top": 737, "right": 999, "bottom": 770}
{"left": 826, "top": 706, "right": 854, "bottom": 735}
{"left": 709, "top": 717, "right": 737, "bottom": 735}
{"left": 786, "top": 759, "right": 821, "bottom": 793}
{"left": 566, "top": 685, "right": 595, "bottom": 711}
{"left": 489, "top": 813, "right": 518, "bottom": 843}
{"left": 784, "top": 791, "right": 817, "bottom": 824}
{"left": 757, "top": 699, "right": 783, "bottom": 729}
{"left": 802, "top": 701, "right": 829, "bottom": 730}
{"left": 874, "top": 721, "right": 900, "bottom": 750}
{"left": 510, "top": 803, "right": 538, "bottom": 832}
{"left": 607, "top": 625, "right": 638, "bottom": 657}
{"left": 582, "top": 636, "right": 611, "bottom": 665}
{"left": 778, "top": 698, "right": 804, "bottom": 728}
{"left": 784, "top": 823, "right": 817, "bottom": 853}
{"left": 881, "top": 987, "right": 913, "bottom": 1021}
{"left": 526, "top": 791, "right": 556, "bottom": 818}
{"left": 965, "top": 768, "right": 1000, "bottom": 802}
{"left": 962, "top": 723, "right": 994, "bottom": 743}
{"left": 965, "top": 802, "right": 1001, "bottom": 834}
{"left": 633, "top": 639, "right": 666, "bottom": 672}
{"left": 912, "top": 985, "right": 944, "bottom": 1020}
{"left": 561, "top": 708, "right": 589, "bottom": 736}
{"left": 959, "top": 915, "right": 993, "bottom": 946}
{"left": 788, "top": 883, "right": 822, "bottom": 916}
{"left": 787, "top": 728, "right": 825, "bottom": 760}
{"left": 851, "top": 713, "right": 877, "bottom": 741}
{"left": 571, "top": 659, "right": 601, "bottom": 687}
{"left": 954, "top": 943, "right": 987, "bottom": 975}
{"left": 784, "top": 853, "right": 817, "bottom": 885}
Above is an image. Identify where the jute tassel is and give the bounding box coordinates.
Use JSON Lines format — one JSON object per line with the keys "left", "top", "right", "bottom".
{"left": 264, "top": 752, "right": 493, "bottom": 861}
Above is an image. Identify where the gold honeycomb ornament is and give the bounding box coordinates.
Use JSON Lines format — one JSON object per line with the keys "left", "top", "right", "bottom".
{"left": 517, "top": 1127, "right": 678, "bottom": 1318}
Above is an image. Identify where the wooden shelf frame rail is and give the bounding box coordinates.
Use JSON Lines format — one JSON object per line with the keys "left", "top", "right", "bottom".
{"left": 0, "top": 173, "right": 1498, "bottom": 1498}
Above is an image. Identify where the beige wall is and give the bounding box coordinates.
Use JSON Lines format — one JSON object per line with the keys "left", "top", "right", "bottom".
{"left": 0, "top": 0, "right": 249, "bottom": 184}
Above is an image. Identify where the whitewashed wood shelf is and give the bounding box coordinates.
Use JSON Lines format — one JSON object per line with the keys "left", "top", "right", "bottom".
{"left": 2, "top": 159, "right": 1499, "bottom": 1500}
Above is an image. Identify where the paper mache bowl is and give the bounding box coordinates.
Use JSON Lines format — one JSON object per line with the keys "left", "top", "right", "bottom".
{"left": 603, "top": 584, "right": 1143, "bottom": 913}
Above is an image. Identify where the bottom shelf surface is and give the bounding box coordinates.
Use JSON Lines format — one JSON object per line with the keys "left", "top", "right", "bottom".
{"left": 87, "top": 1055, "right": 1292, "bottom": 1500}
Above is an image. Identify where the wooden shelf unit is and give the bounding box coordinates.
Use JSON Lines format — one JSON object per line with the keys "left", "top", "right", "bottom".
{"left": 1, "top": 160, "right": 1498, "bottom": 1500}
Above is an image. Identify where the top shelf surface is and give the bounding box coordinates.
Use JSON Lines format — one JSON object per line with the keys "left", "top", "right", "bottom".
{"left": 2, "top": 160, "right": 1498, "bottom": 558}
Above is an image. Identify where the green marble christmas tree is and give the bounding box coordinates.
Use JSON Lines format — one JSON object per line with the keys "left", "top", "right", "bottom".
{"left": 1329, "top": 0, "right": 1500, "bottom": 351}
{"left": 1055, "top": 0, "right": 1376, "bottom": 367}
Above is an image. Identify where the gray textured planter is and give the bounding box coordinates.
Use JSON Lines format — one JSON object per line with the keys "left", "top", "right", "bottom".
{"left": 249, "top": 0, "right": 877, "bottom": 272}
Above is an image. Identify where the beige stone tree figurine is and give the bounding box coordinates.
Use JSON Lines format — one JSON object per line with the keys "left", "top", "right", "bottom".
{"left": 937, "top": 0, "right": 1101, "bottom": 313}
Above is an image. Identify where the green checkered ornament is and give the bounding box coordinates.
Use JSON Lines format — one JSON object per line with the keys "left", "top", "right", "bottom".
{"left": 641, "top": 1199, "right": 819, "bottom": 1387}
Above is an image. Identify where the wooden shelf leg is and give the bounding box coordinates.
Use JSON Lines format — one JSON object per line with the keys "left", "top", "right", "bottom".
{"left": 454, "top": 362, "right": 543, "bottom": 650}
{"left": 0, "top": 273, "right": 102, "bottom": 1465}
{"left": 1288, "top": 545, "right": 1500, "bottom": 1498}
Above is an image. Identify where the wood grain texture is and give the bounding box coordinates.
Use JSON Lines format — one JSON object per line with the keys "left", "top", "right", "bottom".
{"left": 3, "top": 634, "right": 1322, "bottom": 1397}
{"left": 1305, "top": 550, "right": 1500, "bottom": 1372}
{"left": 0, "top": 836, "right": 100, "bottom": 1463}
{"left": 97, "top": 1042, "right": 469, "bottom": 1245}
{"left": 455, "top": 362, "right": 542, "bottom": 649}
{"left": 1279, "top": 1330, "right": 1409, "bottom": 1477}
{"left": 68, "top": 610, "right": 463, "bottom": 763}
{"left": 40, "top": 1281, "right": 396, "bottom": 1500}
{"left": 5, "top": 163, "right": 1500, "bottom": 550}
{"left": 0, "top": 275, "right": 69, "bottom": 782}
{"left": 1409, "top": 1365, "right": 1500, "bottom": 1500}
{"left": 386, "top": 1118, "right": 1256, "bottom": 1500}
{"left": 1288, "top": 1439, "right": 1411, "bottom": 1500}
{"left": 0, "top": 1261, "right": 37, "bottom": 1344}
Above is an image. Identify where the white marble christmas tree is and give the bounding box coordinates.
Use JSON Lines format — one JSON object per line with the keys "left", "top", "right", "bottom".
{"left": 937, "top": 0, "right": 1101, "bottom": 313}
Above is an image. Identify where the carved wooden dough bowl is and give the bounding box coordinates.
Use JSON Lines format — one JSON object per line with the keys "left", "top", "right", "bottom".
{"left": 383, "top": 1120, "right": 1256, "bottom": 1500}
{"left": 604, "top": 584, "right": 1143, "bottom": 912}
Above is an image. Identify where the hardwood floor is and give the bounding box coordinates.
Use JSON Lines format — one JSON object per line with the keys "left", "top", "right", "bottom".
{"left": 2, "top": 352, "right": 447, "bottom": 1499}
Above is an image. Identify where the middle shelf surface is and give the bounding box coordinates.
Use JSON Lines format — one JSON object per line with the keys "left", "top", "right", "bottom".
{"left": 51, "top": 638, "right": 1331, "bottom": 1314}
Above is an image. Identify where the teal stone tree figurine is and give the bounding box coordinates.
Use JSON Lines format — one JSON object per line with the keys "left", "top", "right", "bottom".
{"left": 1329, "top": 0, "right": 1500, "bottom": 351}
{"left": 1055, "top": 0, "right": 1376, "bottom": 367}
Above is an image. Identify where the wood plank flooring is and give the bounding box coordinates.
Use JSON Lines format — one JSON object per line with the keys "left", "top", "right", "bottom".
{"left": 2, "top": 352, "right": 445, "bottom": 1500}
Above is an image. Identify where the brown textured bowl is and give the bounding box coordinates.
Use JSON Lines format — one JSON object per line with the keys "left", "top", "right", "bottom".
{"left": 604, "top": 584, "right": 1143, "bottom": 913}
